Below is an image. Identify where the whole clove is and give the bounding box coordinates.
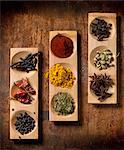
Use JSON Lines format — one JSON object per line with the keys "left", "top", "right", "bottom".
{"left": 10, "top": 53, "right": 39, "bottom": 73}
{"left": 90, "top": 18, "right": 112, "bottom": 41}
{"left": 89, "top": 73, "right": 114, "bottom": 101}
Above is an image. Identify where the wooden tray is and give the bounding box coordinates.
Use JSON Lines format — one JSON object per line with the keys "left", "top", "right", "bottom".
{"left": 10, "top": 48, "right": 38, "bottom": 139}
{"left": 49, "top": 31, "right": 78, "bottom": 121}
{"left": 88, "top": 13, "right": 117, "bottom": 104}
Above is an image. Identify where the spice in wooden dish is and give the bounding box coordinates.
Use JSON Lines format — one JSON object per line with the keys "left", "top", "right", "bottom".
{"left": 14, "top": 112, "right": 35, "bottom": 135}
{"left": 51, "top": 34, "right": 73, "bottom": 58}
{"left": 44, "top": 64, "right": 76, "bottom": 88}
{"left": 52, "top": 92, "right": 75, "bottom": 115}
{"left": 12, "top": 78, "right": 36, "bottom": 104}
{"left": 14, "top": 78, "right": 36, "bottom": 95}
{"left": 10, "top": 53, "right": 39, "bottom": 73}
{"left": 94, "top": 49, "right": 114, "bottom": 70}
{"left": 13, "top": 89, "right": 33, "bottom": 104}
{"left": 90, "top": 18, "right": 112, "bottom": 41}
{"left": 89, "top": 73, "right": 114, "bottom": 101}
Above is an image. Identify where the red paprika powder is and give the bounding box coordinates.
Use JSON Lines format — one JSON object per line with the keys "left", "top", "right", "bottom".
{"left": 51, "top": 34, "right": 73, "bottom": 58}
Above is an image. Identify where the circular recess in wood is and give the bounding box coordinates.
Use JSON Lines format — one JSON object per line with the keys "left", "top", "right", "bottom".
{"left": 89, "top": 16, "right": 115, "bottom": 41}
{"left": 90, "top": 45, "right": 114, "bottom": 69}
{"left": 50, "top": 33, "right": 76, "bottom": 58}
{"left": 89, "top": 73, "right": 115, "bottom": 102}
{"left": 11, "top": 80, "right": 36, "bottom": 105}
{"left": 11, "top": 51, "right": 37, "bottom": 77}
{"left": 51, "top": 92, "right": 76, "bottom": 116}
{"left": 11, "top": 110, "right": 37, "bottom": 137}
{"left": 50, "top": 63, "right": 77, "bottom": 88}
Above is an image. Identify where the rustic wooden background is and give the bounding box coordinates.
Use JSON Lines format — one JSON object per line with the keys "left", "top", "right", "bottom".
{"left": 1, "top": 1, "right": 124, "bottom": 150}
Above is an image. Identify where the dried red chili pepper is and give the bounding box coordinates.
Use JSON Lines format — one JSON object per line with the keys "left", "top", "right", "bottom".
{"left": 14, "top": 78, "right": 36, "bottom": 95}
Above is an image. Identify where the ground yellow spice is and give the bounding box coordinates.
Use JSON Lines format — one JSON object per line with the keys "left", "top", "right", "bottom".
{"left": 44, "top": 64, "right": 76, "bottom": 88}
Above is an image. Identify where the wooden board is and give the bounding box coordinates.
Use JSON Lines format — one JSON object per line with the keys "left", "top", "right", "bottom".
{"left": 1, "top": 2, "right": 124, "bottom": 150}
{"left": 10, "top": 48, "right": 38, "bottom": 139}
{"left": 88, "top": 13, "right": 117, "bottom": 104}
{"left": 49, "top": 31, "right": 78, "bottom": 121}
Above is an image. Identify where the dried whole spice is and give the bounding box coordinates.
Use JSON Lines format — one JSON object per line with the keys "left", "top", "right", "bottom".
{"left": 12, "top": 78, "right": 36, "bottom": 104}
{"left": 10, "top": 53, "right": 39, "bottom": 73}
{"left": 51, "top": 34, "right": 73, "bottom": 58}
{"left": 94, "top": 49, "right": 114, "bottom": 70}
{"left": 13, "top": 89, "right": 33, "bottom": 104}
{"left": 89, "top": 73, "right": 114, "bottom": 101}
{"left": 14, "top": 112, "right": 35, "bottom": 135}
{"left": 90, "top": 18, "right": 112, "bottom": 41}
{"left": 52, "top": 92, "right": 75, "bottom": 115}
{"left": 14, "top": 78, "right": 36, "bottom": 95}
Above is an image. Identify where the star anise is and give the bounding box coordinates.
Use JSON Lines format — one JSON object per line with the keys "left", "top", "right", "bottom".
{"left": 89, "top": 73, "right": 114, "bottom": 101}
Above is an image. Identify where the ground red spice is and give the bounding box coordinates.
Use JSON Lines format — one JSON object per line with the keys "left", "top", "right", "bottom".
{"left": 51, "top": 34, "right": 73, "bottom": 58}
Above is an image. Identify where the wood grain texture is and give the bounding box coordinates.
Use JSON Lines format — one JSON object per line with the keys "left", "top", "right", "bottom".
{"left": 1, "top": 1, "right": 124, "bottom": 150}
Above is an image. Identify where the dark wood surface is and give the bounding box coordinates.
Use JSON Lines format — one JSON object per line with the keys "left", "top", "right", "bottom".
{"left": 1, "top": 1, "right": 124, "bottom": 150}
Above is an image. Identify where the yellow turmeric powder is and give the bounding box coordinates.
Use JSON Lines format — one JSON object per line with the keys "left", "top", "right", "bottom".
{"left": 44, "top": 64, "right": 76, "bottom": 88}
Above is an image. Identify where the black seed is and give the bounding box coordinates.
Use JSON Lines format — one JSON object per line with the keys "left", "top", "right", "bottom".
{"left": 14, "top": 112, "right": 35, "bottom": 135}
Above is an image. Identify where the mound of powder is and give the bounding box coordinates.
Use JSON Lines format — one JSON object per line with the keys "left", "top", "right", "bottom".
{"left": 51, "top": 34, "right": 73, "bottom": 58}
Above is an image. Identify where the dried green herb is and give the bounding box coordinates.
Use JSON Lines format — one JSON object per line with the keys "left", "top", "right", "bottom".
{"left": 89, "top": 73, "right": 114, "bottom": 101}
{"left": 52, "top": 92, "right": 75, "bottom": 115}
